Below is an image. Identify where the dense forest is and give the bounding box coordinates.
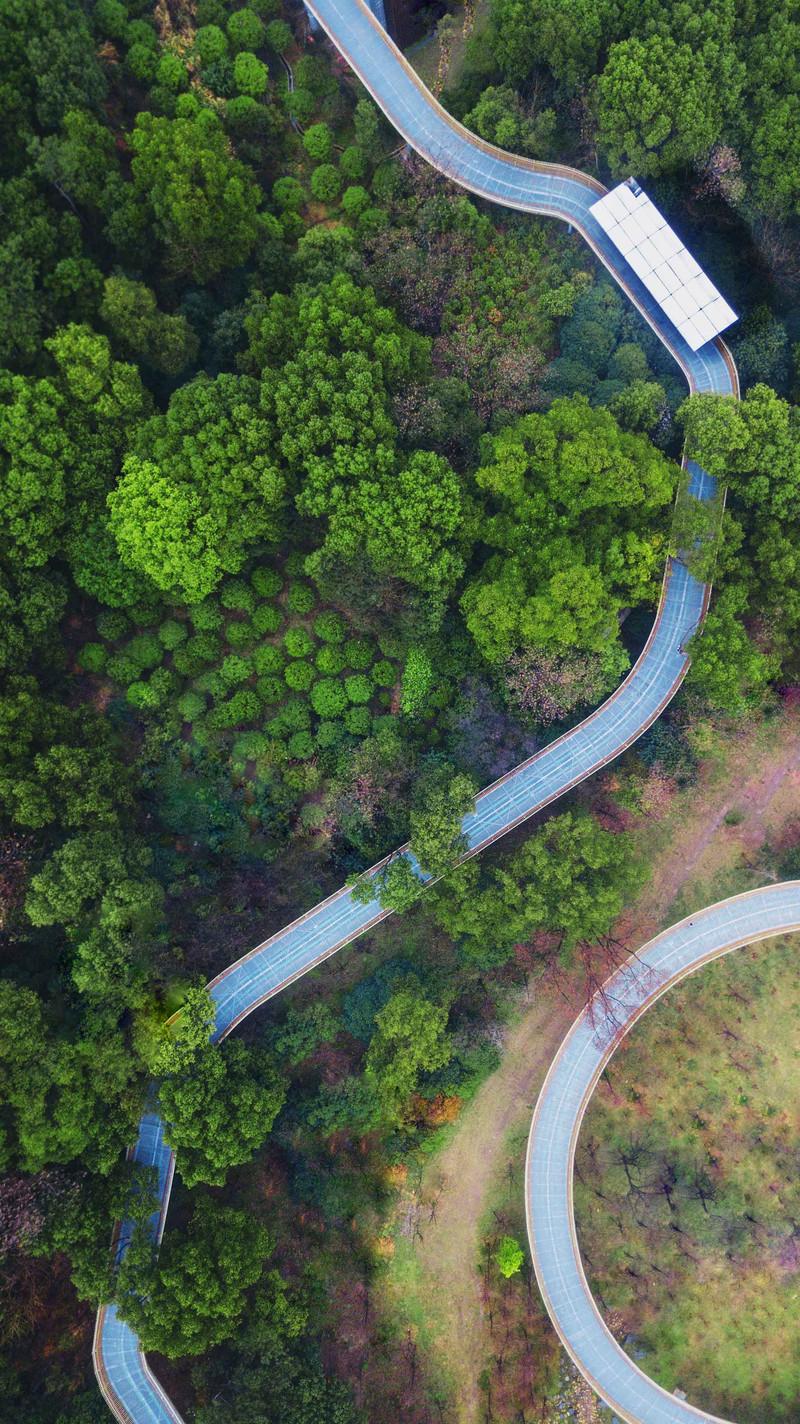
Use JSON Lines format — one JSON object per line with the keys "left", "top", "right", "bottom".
{"left": 2, "top": 0, "right": 800, "bottom": 1420}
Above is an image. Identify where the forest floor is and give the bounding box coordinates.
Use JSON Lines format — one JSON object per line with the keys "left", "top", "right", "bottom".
{"left": 384, "top": 703, "right": 800, "bottom": 1423}
{"left": 406, "top": 0, "right": 491, "bottom": 94}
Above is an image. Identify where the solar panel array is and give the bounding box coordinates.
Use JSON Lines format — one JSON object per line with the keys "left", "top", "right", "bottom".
{"left": 589, "top": 180, "right": 737, "bottom": 351}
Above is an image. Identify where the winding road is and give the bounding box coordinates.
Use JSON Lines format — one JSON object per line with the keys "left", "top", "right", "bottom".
{"left": 92, "top": 6, "right": 792, "bottom": 1424}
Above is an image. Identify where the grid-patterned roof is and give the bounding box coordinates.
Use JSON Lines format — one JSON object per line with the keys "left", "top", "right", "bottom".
{"left": 589, "top": 179, "right": 737, "bottom": 352}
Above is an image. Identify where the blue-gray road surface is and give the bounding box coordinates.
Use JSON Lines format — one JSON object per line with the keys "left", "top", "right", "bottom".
{"left": 93, "top": 6, "right": 776, "bottom": 1423}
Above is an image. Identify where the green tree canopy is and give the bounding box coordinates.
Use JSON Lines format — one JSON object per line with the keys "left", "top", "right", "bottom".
{"left": 108, "top": 373, "right": 285, "bottom": 603}
{"left": 365, "top": 982, "right": 451, "bottom": 1114}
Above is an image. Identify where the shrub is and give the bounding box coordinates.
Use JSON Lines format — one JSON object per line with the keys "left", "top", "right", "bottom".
{"left": 288, "top": 730, "right": 315, "bottom": 760}
{"left": 252, "top": 603, "right": 282, "bottom": 635}
{"left": 247, "top": 0, "right": 281, "bottom": 16}
{"left": 126, "top": 680, "right": 156, "bottom": 710}
{"left": 284, "top": 628, "right": 314, "bottom": 659}
{"left": 232, "top": 730, "right": 270, "bottom": 763}
{"left": 253, "top": 644, "right": 285, "bottom": 676}
{"left": 220, "top": 580, "right": 255, "bottom": 613}
{"left": 281, "top": 211, "right": 304, "bottom": 242}
{"left": 158, "top": 619, "right": 188, "bottom": 650}
{"left": 189, "top": 600, "right": 224, "bottom": 631}
{"left": 93, "top": 0, "right": 128, "bottom": 41}
{"left": 234, "top": 51, "right": 268, "bottom": 96}
{"left": 315, "top": 720, "right": 345, "bottom": 749}
{"left": 126, "top": 42, "right": 159, "bottom": 84}
{"left": 310, "top": 678, "right": 347, "bottom": 717}
{"left": 345, "top": 674, "right": 371, "bottom": 704}
{"left": 265, "top": 18, "right": 292, "bottom": 51}
{"left": 272, "top": 177, "right": 306, "bottom": 213}
{"left": 284, "top": 551, "right": 308, "bottom": 577}
{"left": 225, "top": 688, "right": 261, "bottom": 723}
{"left": 128, "top": 632, "right": 163, "bottom": 671}
{"left": 227, "top": 620, "right": 257, "bottom": 649}
{"left": 287, "top": 582, "right": 316, "bottom": 614}
{"left": 251, "top": 568, "right": 283, "bottom": 598}
{"left": 125, "top": 21, "right": 158, "bottom": 50}
{"left": 371, "top": 658, "right": 396, "bottom": 687}
{"left": 157, "top": 52, "right": 189, "bottom": 92}
{"left": 345, "top": 638, "right": 373, "bottom": 669}
{"left": 302, "top": 123, "right": 334, "bottom": 163}
{"left": 270, "top": 698, "right": 312, "bottom": 735}
{"left": 227, "top": 7, "right": 265, "bottom": 51}
{"left": 220, "top": 654, "right": 252, "bottom": 687}
{"left": 314, "top": 611, "right": 347, "bottom": 644}
{"left": 344, "top": 705, "right": 371, "bottom": 736}
{"left": 256, "top": 675, "right": 285, "bottom": 704}
{"left": 339, "top": 145, "right": 367, "bottom": 181}
{"left": 315, "top": 645, "right": 346, "bottom": 676}
{"left": 195, "top": 23, "right": 229, "bottom": 66}
{"left": 310, "top": 164, "right": 342, "bottom": 204}
{"left": 96, "top": 610, "right": 130, "bottom": 641}
{"left": 106, "top": 653, "right": 140, "bottom": 684}
{"left": 177, "top": 691, "right": 206, "bottom": 722}
{"left": 194, "top": 670, "right": 226, "bottom": 700}
{"left": 400, "top": 647, "right": 434, "bottom": 715}
{"left": 285, "top": 660, "right": 315, "bottom": 691}
{"left": 341, "top": 185, "right": 370, "bottom": 219}
{"left": 378, "top": 631, "right": 404, "bottom": 659}
{"left": 172, "top": 633, "right": 222, "bottom": 676}
{"left": 77, "top": 642, "right": 108, "bottom": 673}
{"left": 197, "top": 0, "right": 227, "bottom": 23}
{"left": 300, "top": 801, "right": 326, "bottom": 830}
{"left": 201, "top": 57, "right": 236, "bottom": 96}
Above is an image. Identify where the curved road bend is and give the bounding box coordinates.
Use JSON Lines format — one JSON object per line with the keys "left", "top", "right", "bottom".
{"left": 527, "top": 883, "right": 800, "bottom": 1424}
{"left": 94, "top": 4, "right": 744, "bottom": 1422}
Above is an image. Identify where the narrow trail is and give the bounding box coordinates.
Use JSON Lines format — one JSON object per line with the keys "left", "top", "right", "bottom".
{"left": 409, "top": 710, "right": 800, "bottom": 1424}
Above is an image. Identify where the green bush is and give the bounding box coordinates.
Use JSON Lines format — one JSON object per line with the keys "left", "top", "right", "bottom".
{"left": 371, "top": 658, "right": 396, "bottom": 687}
{"left": 247, "top": 0, "right": 281, "bottom": 17}
{"left": 284, "top": 628, "right": 314, "bottom": 659}
{"left": 125, "top": 20, "right": 158, "bottom": 50}
{"left": 285, "top": 660, "right": 315, "bottom": 691}
{"left": 126, "top": 680, "right": 156, "bottom": 710}
{"left": 128, "top": 632, "right": 163, "bottom": 671}
{"left": 256, "top": 675, "right": 285, "bottom": 704}
{"left": 344, "top": 705, "right": 371, "bottom": 736}
{"left": 302, "top": 123, "right": 334, "bottom": 163}
{"left": 172, "top": 633, "right": 222, "bottom": 677}
{"left": 284, "top": 551, "right": 308, "bottom": 577}
{"left": 287, "top": 582, "right": 316, "bottom": 614}
{"left": 252, "top": 603, "right": 282, "bottom": 635}
{"left": 265, "top": 18, "right": 292, "bottom": 51}
{"left": 300, "top": 801, "right": 326, "bottom": 830}
{"left": 314, "top": 611, "right": 347, "bottom": 643}
{"left": 251, "top": 567, "right": 283, "bottom": 598}
{"left": 272, "top": 177, "right": 306, "bottom": 213}
{"left": 96, "top": 610, "right": 130, "bottom": 641}
{"left": 401, "top": 647, "right": 434, "bottom": 716}
{"left": 195, "top": 23, "right": 228, "bottom": 66}
{"left": 270, "top": 697, "right": 313, "bottom": 736}
{"left": 232, "top": 730, "right": 270, "bottom": 763}
{"left": 157, "top": 52, "right": 189, "bottom": 92}
{"left": 77, "top": 642, "right": 108, "bottom": 673}
{"left": 158, "top": 619, "right": 188, "bottom": 650}
{"left": 345, "top": 673, "right": 372, "bottom": 704}
{"left": 281, "top": 211, "right": 304, "bottom": 242}
{"left": 220, "top": 579, "right": 255, "bottom": 613}
{"left": 310, "top": 164, "right": 342, "bottom": 204}
{"left": 196, "top": 0, "right": 227, "bottom": 23}
{"left": 288, "top": 730, "right": 315, "bottom": 760}
{"left": 106, "top": 653, "right": 140, "bottom": 684}
{"left": 234, "top": 51, "right": 267, "bottom": 95}
{"left": 225, "top": 688, "right": 261, "bottom": 723}
{"left": 227, "top": 7, "right": 265, "bottom": 51}
{"left": 344, "top": 638, "right": 373, "bottom": 669}
{"left": 126, "top": 42, "right": 159, "bottom": 84}
{"left": 219, "top": 654, "right": 252, "bottom": 687}
{"left": 315, "top": 719, "right": 345, "bottom": 749}
{"left": 177, "top": 690, "right": 207, "bottom": 722}
{"left": 378, "top": 631, "right": 405, "bottom": 659}
{"left": 341, "top": 185, "right": 370, "bottom": 219}
{"left": 286, "top": 87, "right": 314, "bottom": 123}
{"left": 226, "top": 620, "right": 256, "bottom": 648}
{"left": 93, "top": 0, "right": 128, "bottom": 41}
{"left": 194, "top": 669, "right": 227, "bottom": 700}
{"left": 339, "top": 145, "right": 367, "bottom": 181}
{"left": 310, "top": 678, "right": 348, "bottom": 717}
{"left": 315, "top": 645, "right": 346, "bottom": 676}
{"left": 253, "top": 644, "right": 285, "bottom": 675}
{"left": 189, "top": 600, "right": 224, "bottom": 632}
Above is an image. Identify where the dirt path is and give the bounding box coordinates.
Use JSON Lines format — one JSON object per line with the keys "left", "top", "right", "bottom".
{"left": 404, "top": 708, "right": 800, "bottom": 1424}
